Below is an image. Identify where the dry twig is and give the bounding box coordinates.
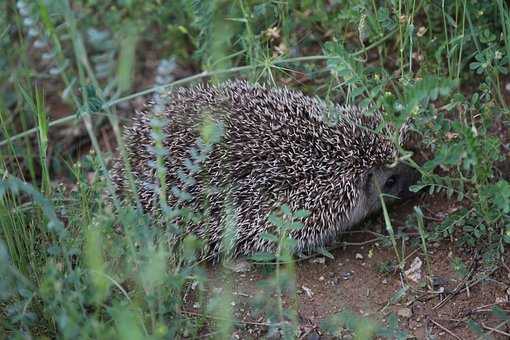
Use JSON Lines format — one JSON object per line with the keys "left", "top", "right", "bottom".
{"left": 429, "top": 318, "right": 462, "bottom": 340}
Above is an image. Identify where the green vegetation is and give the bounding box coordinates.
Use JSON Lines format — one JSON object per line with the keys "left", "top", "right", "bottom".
{"left": 1, "top": 0, "right": 509, "bottom": 338}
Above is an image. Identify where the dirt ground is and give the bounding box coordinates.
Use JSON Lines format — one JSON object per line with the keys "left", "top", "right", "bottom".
{"left": 184, "top": 197, "right": 510, "bottom": 339}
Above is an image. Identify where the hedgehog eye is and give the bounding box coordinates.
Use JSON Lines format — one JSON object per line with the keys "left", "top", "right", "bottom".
{"left": 385, "top": 175, "right": 397, "bottom": 188}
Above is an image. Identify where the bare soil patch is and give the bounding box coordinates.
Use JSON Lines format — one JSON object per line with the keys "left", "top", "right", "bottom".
{"left": 186, "top": 197, "right": 510, "bottom": 339}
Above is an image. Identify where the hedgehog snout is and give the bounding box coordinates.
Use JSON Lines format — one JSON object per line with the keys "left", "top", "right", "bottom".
{"left": 363, "top": 162, "right": 420, "bottom": 213}
{"left": 394, "top": 163, "right": 421, "bottom": 200}
{"left": 381, "top": 162, "right": 420, "bottom": 201}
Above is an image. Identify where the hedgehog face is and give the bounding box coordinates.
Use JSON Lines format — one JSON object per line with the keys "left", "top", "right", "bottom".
{"left": 361, "top": 162, "right": 420, "bottom": 216}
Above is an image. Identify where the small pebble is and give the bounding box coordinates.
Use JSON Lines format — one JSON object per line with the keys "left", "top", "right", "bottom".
{"left": 355, "top": 253, "right": 364, "bottom": 260}
{"left": 302, "top": 285, "right": 314, "bottom": 297}
{"left": 397, "top": 307, "right": 412, "bottom": 319}
{"left": 495, "top": 296, "right": 508, "bottom": 303}
{"left": 310, "top": 257, "right": 326, "bottom": 264}
{"left": 226, "top": 259, "right": 252, "bottom": 273}
{"left": 340, "top": 271, "right": 353, "bottom": 280}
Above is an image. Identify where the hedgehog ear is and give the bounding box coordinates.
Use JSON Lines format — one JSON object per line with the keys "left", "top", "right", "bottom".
{"left": 364, "top": 168, "right": 376, "bottom": 191}
{"left": 366, "top": 169, "right": 374, "bottom": 180}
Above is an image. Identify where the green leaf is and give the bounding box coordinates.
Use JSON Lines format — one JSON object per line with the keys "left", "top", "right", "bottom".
{"left": 294, "top": 209, "right": 311, "bottom": 219}
{"left": 389, "top": 286, "right": 408, "bottom": 304}
{"left": 268, "top": 212, "right": 284, "bottom": 228}
{"left": 116, "top": 24, "right": 139, "bottom": 93}
{"left": 316, "top": 247, "right": 335, "bottom": 259}
{"left": 282, "top": 221, "right": 304, "bottom": 230}
{"left": 280, "top": 204, "right": 292, "bottom": 216}
{"left": 84, "top": 84, "right": 104, "bottom": 112}
{"left": 409, "top": 184, "right": 427, "bottom": 193}
{"left": 493, "top": 180, "right": 510, "bottom": 213}
{"left": 491, "top": 305, "right": 510, "bottom": 321}
{"left": 260, "top": 232, "right": 278, "bottom": 242}
{"left": 404, "top": 76, "right": 457, "bottom": 114}
{"left": 249, "top": 252, "right": 275, "bottom": 262}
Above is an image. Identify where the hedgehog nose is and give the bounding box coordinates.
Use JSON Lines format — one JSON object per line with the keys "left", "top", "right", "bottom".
{"left": 399, "top": 165, "right": 421, "bottom": 199}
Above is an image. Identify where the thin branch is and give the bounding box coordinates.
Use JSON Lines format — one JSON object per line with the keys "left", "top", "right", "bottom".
{"left": 429, "top": 318, "right": 462, "bottom": 340}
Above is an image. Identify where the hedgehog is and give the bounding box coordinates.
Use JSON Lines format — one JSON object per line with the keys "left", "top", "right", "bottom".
{"left": 111, "top": 80, "right": 419, "bottom": 260}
